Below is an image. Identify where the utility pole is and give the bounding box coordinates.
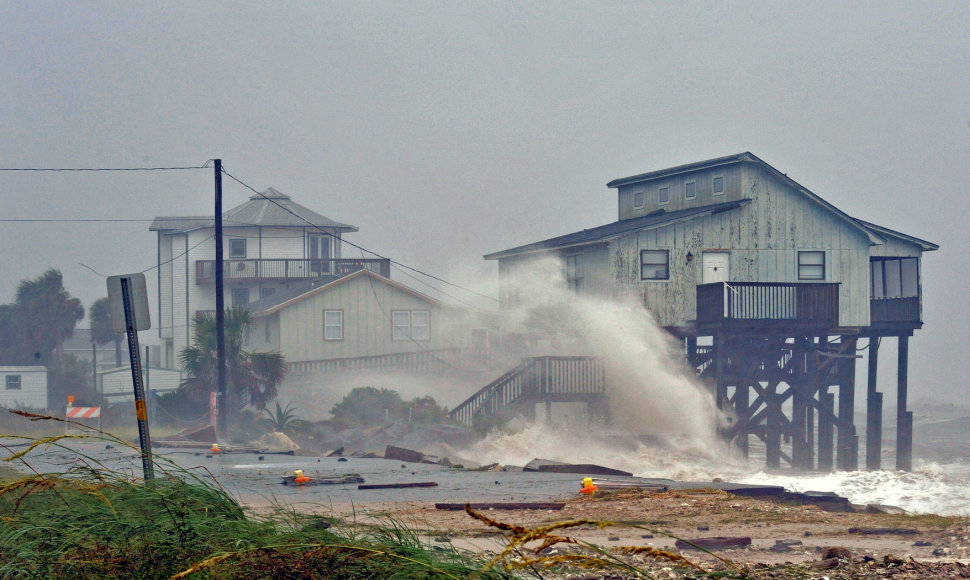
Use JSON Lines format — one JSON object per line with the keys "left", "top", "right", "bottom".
{"left": 214, "top": 159, "right": 227, "bottom": 440}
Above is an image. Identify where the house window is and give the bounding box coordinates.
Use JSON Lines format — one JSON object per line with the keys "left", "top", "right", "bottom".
{"left": 5, "top": 375, "right": 21, "bottom": 391}
{"left": 659, "top": 186, "right": 669, "bottom": 204}
{"left": 231, "top": 288, "right": 250, "bottom": 306}
{"left": 871, "top": 258, "right": 919, "bottom": 299}
{"left": 713, "top": 175, "right": 724, "bottom": 195}
{"left": 392, "top": 310, "right": 430, "bottom": 341}
{"left": 264, "top": 319, "right": 272, "bottom": 343}
{"left": 260, "top": 287, "right": 276, "bottom": 300}
{"left": 324, "top": 310, "right": 343, "bottom": 341}
{"left": 640, "top": 250, "right": 669, "bottom": 280}
{"left": 633, "top": 191, "right": 645, "bottom": 209}
{"left": 229, "top": 238, "right": 246, "bottom": 258}
{"left": 798, "top": 251, "right": 826, "bottom": 280}
{"left": 566, "top": 254, "right": 584, "bottom": 293}
{"left": 685, "top": 181, "right": 696, "bottom": 200}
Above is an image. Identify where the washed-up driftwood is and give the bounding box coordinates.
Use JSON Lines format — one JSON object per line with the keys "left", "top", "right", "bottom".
{"left": 537, "top": 464, "right": 632, "bottom": 477}
{"left": 281, "top": 474, "right": 365, "bottom": 486}
{"left": 384, "top": 445, "right": 425, "bottom": 463}
{"left": 522, "top": 458, "right": 632, "bottom": 477}
{"left": 848, "top": 527, "right": 919, "bottom": 536}
{"left": 591, "top": 478, "right": 669, "bottom": 492}
{"left": 435, "top": 502, "right": 566, "bottom": 511}
{"left": 358, "top": 481, "right": 439, "bottom": 490}
{"left": 675, "top": 536, "right": 752, "bottom": 551}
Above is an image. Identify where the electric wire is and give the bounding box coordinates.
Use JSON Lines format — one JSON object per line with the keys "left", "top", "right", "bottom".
{"left": 220, "top": 167, "right": 499, "bottom": 303}
{"left": 0, "top": 165, "right": 209, "bottom": 172}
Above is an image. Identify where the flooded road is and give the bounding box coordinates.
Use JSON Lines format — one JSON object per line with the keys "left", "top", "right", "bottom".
{"left": 7, "top": 439, "right": 582, "bottom": 507}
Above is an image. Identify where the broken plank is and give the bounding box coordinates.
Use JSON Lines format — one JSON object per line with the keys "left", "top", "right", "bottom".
{"left": 435, "top": 502, "right": 565, "bottom": 511}
{"left": 281, "top": 475, "right": 364, "bottom": 486}
{"left": 537, "top": 464, "right": 632, "bottom": 477}
{"left": 358, "top": 481, "right": 439, "bottom": 490}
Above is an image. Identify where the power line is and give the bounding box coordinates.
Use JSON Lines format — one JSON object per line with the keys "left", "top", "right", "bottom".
{"left": 221, "top": 167, "right": 499, "bottom": 304}
{"left": 0, "top": 165, "right": 210, "bottom": 172}
{"left": 0, "top": 219, "right": 154, "bottom": 223}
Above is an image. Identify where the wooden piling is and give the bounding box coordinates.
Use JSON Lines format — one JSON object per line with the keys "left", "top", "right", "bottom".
{"left": 866, "top": 338, "right": 882, "bottom": 470}
{"left": 896, "top": 335, "right": 911, "bottom": 471}
{"left": 817, "top": 390, "right": 835, "bottom": 471}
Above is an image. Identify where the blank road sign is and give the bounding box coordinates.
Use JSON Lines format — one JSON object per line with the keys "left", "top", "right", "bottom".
{"left": 106, "top": 273, "right": 151, "bottom": 332}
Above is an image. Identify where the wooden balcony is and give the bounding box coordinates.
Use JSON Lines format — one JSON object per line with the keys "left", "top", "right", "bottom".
{"left": 696, "top": 282, "right": 840, "bottom": 330}
{"left": 870, "top": 296, "right": 921, "bottom": 327}
{"left": 195, "top": 258, "right": 391, "bottom": 284}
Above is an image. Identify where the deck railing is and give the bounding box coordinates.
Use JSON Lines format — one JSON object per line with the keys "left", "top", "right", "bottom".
{"left": 448, "top": 356, "right": 604, "bottom": 426}
{"left": 696, "top": 282, "right": 840, "bottom": 328}
{"left": 195, "top": 258, "right": 391, "bottom": 284}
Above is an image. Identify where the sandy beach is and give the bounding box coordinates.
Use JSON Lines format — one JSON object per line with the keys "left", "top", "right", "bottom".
{"left": 303, "top": 487, "right": 970, "bottom": 578}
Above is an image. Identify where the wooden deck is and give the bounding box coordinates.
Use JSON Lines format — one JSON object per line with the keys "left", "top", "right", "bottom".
{"left": 696, "top": 282, "right": 840, "bottom": 330}
{"left": 195, "top": 258, "right": 391, "bottom": 283}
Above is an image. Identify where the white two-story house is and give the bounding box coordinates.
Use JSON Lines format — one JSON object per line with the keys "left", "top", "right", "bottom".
{"left": 150, "top": 188, "right": 387, "bottom": 369}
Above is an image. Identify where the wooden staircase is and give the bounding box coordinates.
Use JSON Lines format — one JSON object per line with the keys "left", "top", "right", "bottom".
{"left": 448, "top": 356, "right": 605, "bottom": 426}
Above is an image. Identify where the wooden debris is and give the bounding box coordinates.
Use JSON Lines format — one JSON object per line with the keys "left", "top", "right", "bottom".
{"left": 434, "top": 502, "right": 566, "bottom": 511}
{"left": 383, "top": 445, "right": 425, "bottom": 463}
{"left": 358, "top": 481, "right": 439, "bottom": 490}
{"left": 280, "top": 474, "right": 364, "bottom": 486}
{"left": 522, "top": 458, "right": 632, "bottom": 477}
{"left": 591, "top": 478, "right": 669, "bottom": 492}
{"left": 847, "top": 527, "right": 919, "bottom": 536}
{"left": 674, "top": 536, "right": 752, "bottom": 551}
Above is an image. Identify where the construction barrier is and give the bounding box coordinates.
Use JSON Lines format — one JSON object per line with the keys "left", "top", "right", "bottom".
{"left": 65, "top": 406, "right": 101, "bottom": 433}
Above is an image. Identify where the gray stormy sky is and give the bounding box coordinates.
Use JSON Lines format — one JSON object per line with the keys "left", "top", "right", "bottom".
{"left": 1, "top": 2, "right": 967, "bottom": 403}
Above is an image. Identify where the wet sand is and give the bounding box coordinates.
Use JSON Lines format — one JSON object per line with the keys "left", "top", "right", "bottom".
{"left": 252, "top": 487, "right": 970, "bottom": 578}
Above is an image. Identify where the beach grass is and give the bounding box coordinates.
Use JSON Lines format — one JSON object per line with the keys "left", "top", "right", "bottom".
{"left": 0, "top": 414, "right": 516, "bottom": 579}
{"left": 0, "top": 412, "right": 732, "bottom": 579}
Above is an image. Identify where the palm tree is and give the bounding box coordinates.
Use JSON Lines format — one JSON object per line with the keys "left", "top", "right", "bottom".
{"left": 178, "top": 309, "right": 286, "bottom": 412}
{"left": 89, "top": 297, "right": 123, "bottom": 366}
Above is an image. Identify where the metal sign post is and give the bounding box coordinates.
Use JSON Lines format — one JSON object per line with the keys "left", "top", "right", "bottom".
{"left": 107, "top": 273, "right": 154, "bottom": 481}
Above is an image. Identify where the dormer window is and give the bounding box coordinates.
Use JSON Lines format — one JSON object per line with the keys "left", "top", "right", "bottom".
{"left": 685, "top": 181, "right": 696, "bottom": 200}
{"left": 633, "top": 191, "right": 645, "bottom": 209}
{"left": 713, "top": 175, "right": 724, "bottom": 195}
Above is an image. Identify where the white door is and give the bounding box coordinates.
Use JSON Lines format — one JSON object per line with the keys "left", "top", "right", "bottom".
{"left": 702, "top": 252, "right": 730, "bottom": 284}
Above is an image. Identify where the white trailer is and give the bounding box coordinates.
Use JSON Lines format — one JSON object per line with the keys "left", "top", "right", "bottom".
{"left": 0, "top": 366, "right": 48, "bottom": 410}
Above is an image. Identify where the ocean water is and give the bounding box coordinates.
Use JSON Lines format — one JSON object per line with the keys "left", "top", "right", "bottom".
{"left": 465, "top": 421, "right": 970, "bottom": 516}
{"left": 7, "top": 407, "right": 970, "bottom": 516}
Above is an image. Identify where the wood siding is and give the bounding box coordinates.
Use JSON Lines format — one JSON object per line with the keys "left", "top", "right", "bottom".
{"left": 618, "top": 164, "right": 744, "bottom": 220}
{"left": 611, "top": 163, "right": 874, "bottom": 328}
{"left": 275, "top": 275, "right": 469, "bottom": 362}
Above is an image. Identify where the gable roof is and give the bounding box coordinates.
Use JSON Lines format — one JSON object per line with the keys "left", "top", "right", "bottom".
{"left": 607, "top": 152, "right": 885, "bottom": 246}
{"left": 150, "top": 187, "right": 358, "bottom": 233}
{"left": 852, "top": 218, "right": 939, "bottom": 252}
{"left": 245, "top": 269, "right": 443, "bottom": 316}
{"left": 484, "top": 199, "right": 751, "bottom": 260}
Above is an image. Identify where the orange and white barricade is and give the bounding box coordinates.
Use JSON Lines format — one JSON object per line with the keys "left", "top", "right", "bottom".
{"left": 65, "top": 406, "right": 102, "bottom": 433}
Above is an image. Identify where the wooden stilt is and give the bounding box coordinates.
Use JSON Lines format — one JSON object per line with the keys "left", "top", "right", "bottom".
{"left": 735, "top": 382, "right": 749, "bottom": 458}
{"left": 866, "top": 338, "right": 882, "bottom": 470}
{"left": 836, "top": 337, "right": 857, "bottom": 470}
{"left": 896, "top": 335, "right": 912, "bottom": 471}
{"left": 766, "top": 386, "right": 782, "bottom": 469}
{"left": 817, "top": 390, "right": 835, "bottom": 471}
